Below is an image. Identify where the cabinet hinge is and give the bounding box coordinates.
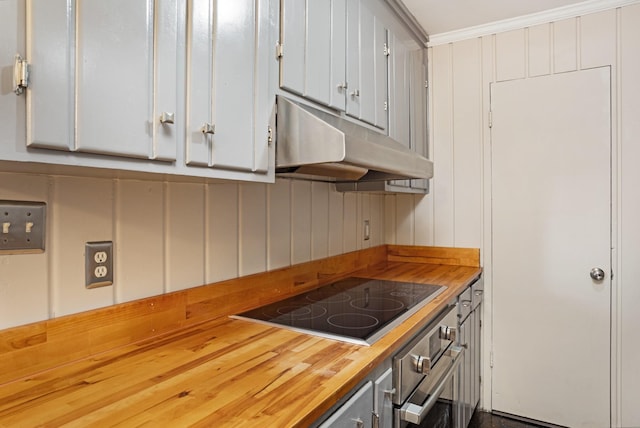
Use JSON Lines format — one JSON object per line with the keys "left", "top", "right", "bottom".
{"left": 13, "top": 54, "right": 30, "bottom": 96}
{"left": 425, "top": 80, "right": 429, "bottom": 89}
{"left": 276, "top": 42, "right": 284, "bottom": 59}
{"left": 488, "top": 111, "right": 493, "bottom": 128}
{"left": 383, "top": 43, "right": 390, "bottom": 56}
{"left": 490, "top": 351, "right": 494, "bottom": 368}
{"left": 267, "top": 126, "right": 273, "bottom": 145}
{"left": 383, "top": 101, "right": 388, "bottom": 111}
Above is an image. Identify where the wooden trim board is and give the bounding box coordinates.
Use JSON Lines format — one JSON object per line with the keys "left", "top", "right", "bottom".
{"left": 387, "top": 245, "right": 480, "bottom": 267}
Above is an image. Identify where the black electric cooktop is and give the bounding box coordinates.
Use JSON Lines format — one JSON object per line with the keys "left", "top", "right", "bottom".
{"left": 232, "top": 277, "right": 445, "bottom": 345}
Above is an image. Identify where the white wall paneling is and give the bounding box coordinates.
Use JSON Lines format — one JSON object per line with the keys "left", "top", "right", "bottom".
{"left": 0, "top": 174, "right": 371, "bottom": 329}
{"left": 165, "top": 182, "right": 205, "bottom": 292}
{"left": 208, "top": 183, "right": 239, "bottom": 282}
{"left": 528, "top": 24, "right": 552, "bottom": 77}
{"left": 311, "top": 182, "right": 330, "bottom": 258}
{"left": 580, "top": 9, "right": 617, "bottom": 69}
{"left": 291, "top": 180, "right": 312, "bottom": 264}
{"left": 343, "top": 193, "right": 358, "bottom": 252}
{"left": 328, "top": 188, "right": 345, "bottom": 256}
{"left": 452, "top": 39, "right": 482, "bottom": 248}
{"left": 267, "top": 179, "right": 291, "bottom": 270}
{"left": 384, "top": 195, "right": 396, "bottom": 244}
{"left": 413, "top": 195, "right": 433, "bottom": 246}
{"left": 115, "top": 180, "right": 165, "bottom": 302}
{"left": 370, "top": 194, "right": 384, "bottom": 247}
{"left": 0, "top": 173, "right": 49, "bottom": 329}
{"left": 620, "top": 4, "right": 640, "bottom": 426}
{"left": 495, "top": 29, "right": 525, "bottom": 82}
{"left": 358, "top": 193, "right": 370, "bottom": 248}
{"left": 394, "top": 195, "right": 415, "bottom": 245}
{"left": 51, "top": 177, "right": 115, "bottom": 316}
{"left": 552, "top": 18, "right": 578, "bottom": 73}
{"left": 417, "top": 4, "right": 639, "bottom": 425}
{"left": 239, "top": 183, "right": 268, "bottom": 276}
{"left": 430, "top": 43, "right": 455, "bottom": 246}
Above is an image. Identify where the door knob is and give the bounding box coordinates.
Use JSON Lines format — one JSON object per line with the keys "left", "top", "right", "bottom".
{"left": 590, "top": 267, "right": 605, "bottom": 281}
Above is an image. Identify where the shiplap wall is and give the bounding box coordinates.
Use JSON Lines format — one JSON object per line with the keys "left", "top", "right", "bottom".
{"left": 408, "top": 3, "right": 640, "bottom": 425}
{"left": 0, "top": 174, "right": 384, "bottom": 329}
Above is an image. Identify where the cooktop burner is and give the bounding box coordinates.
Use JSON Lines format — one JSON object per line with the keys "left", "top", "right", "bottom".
{"left": 232, "top": 277, "right": 445, "bottom": 345}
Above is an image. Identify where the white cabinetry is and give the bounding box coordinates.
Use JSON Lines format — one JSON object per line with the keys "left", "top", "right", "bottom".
{"left": 27, "top": 0, "right": 178, "bottom": 160}
{"left": 279, "top": 0, "right": 388, "bottom": 130}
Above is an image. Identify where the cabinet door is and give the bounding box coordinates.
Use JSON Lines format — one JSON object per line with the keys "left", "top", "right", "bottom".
{"left": 27, "top": 0, "right": 177, "bottom": 160}
{"left": 187, "top": 0, "right": 269, "bottom": 173}
{"left": 346, "top": 0, "right": 387, "bottom": 129}
{"left": 374, "top": 368, "right": 393, "bottom": 428}
{"left": 387, "top": 31, "right": 411, "bottom": 188}
{"left": 319, "top": 381, "right": 373, "bottom": 428}
{"left": 280, "top": 0, "right": 346, "bottom": 111}
{"left": 409, "top": 49, "right": 428, "bottom": 190}
{"left": 473, "top": 305, "right": 481, "bottom": 410}
{"left": 463, "top": 315, "right": 473, "bottom": 427}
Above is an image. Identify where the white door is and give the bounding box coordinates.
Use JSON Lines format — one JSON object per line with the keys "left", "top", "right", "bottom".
{"left": 490, "top": 68, "right": 611, "bottom": 427}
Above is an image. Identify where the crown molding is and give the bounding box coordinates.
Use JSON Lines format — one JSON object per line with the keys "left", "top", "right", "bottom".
{"left": 427, "top": 0, "right": 640, "bottom": 46}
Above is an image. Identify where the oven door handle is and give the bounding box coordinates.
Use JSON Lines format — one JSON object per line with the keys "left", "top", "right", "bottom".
{"left": 399, "top": 345, "right": 464, "bottom": 425}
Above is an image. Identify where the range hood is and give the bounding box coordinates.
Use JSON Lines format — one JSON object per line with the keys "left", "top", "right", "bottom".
{"left": 275, "top": 96, "right": 433, "bottom": 183}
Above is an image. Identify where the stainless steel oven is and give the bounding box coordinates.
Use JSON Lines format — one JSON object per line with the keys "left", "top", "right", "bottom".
{"left": 392, "top": 304, "right": 463, "bottom": 428}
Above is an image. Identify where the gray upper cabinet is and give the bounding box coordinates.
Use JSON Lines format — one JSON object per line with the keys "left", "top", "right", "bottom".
{"left": 3, "top": 0, "right": 274, "bottom": 183}
{"left": 346, "top": 0, "right": 388, "bottom": 129}
{"left": 387, "top": 31, "right": 428, "bottom": 192}
{"left": 279, "top": 0, "right": 388, "bottom": 130}
{"left": 27, "top": 0, "right": 178, "bottom": 161}
{"left": 280, "top": 0, "right": 347, "bottom": 111}
{"left": 186, "top": 0, "right": 271, "bottom": 175}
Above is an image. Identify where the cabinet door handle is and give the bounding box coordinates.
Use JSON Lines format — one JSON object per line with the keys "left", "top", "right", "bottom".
{"left": 202, "top": 123, "right": 215, "bottom": 134}
{"left": 337, "top": 82, "right": 348, "bottom": 90}
{"left": 160, "top": 112, "right": 175, "bottom": 124}
{"left": 350, "top": 89, "right": 360, "bottom": 97}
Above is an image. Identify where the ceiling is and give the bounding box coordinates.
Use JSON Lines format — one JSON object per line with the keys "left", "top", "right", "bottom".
{"left": 403, "top": 0, "right": 588, "bottom": 35}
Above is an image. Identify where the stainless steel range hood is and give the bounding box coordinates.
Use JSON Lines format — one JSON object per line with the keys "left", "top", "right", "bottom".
{"left": 275, "top": 96, "right": 433, "bottom": 183}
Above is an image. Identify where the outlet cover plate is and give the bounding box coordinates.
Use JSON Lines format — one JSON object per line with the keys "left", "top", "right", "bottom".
{"left": 85, "top": 241, "right": 113, "bottom": 288}
{"left": 0, "top": 200, "right": 46, "bottom": 254}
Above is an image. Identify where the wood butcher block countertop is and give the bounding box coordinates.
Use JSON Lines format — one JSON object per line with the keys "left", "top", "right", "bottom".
{"left": 0, "top": 246, "right": 481, "bottom": 427}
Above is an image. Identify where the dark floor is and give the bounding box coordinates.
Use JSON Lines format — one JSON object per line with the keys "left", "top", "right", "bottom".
{"left": 469, "top": 411, "right": 545, "bottom": 428}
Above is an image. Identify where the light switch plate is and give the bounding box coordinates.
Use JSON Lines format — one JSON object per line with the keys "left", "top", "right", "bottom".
{"left": 0, "top": 200, "right": 46, "bottom": 254}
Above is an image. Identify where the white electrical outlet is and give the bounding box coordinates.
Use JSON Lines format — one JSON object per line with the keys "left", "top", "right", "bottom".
{"left": 86, "top": 241, "right": 113, "bottom": 288}
{"left": 94, "top": 266, "right": 108, "bottom": 278}
{"left": 94, "top": 251, "right": 108, "bottom": 264}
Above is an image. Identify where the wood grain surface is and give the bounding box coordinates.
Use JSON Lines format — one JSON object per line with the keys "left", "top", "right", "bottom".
{"left": 0, "top": 246, "right": 481, "bottom": 427}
